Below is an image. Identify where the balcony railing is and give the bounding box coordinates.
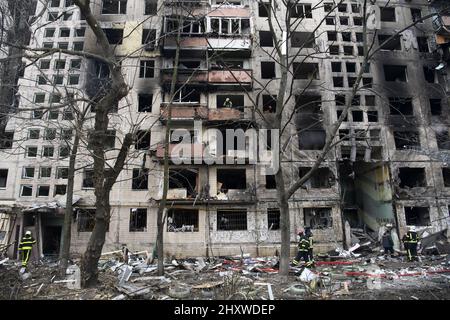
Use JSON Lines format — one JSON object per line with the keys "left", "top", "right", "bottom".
{"left": 155, "top": 143, "right": 205, "bottom": 159}
{"left": 160, "top": 103, "right": 208, "bottom": 120}
{"left": 161, "top": 68, "right": 208, "bottom": 86}
{"left": 160, "top": 68, "right": 253, "bottom": 89}
{"left": 208, "top": 69, "right": 253, "bottom": 89}
{"left": 160, "top": 104, "right": 250, "bottom": 122}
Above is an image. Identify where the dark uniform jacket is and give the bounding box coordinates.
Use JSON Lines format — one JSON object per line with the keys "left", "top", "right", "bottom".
{"left": 19, "top": 235, "right": 36, "bottom": 250}
{"left": 298, "top": 235, "right": 310, "bottom": 252}
{"left": 402, "top": 231, "right": 419, "bottom": 244}
{"left": 382, "top": 233, "right": 394, "bottom": 248}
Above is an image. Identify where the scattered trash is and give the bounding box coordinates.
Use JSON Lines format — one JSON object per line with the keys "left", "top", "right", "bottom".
{"left": 168, "top": 285, "right": 191, "bottom": 299}
{"left": 299, "top": 268, "right": 318, "bottom": 282}
{"left": 118, "top": 265, "right": 133, "bottom": 285}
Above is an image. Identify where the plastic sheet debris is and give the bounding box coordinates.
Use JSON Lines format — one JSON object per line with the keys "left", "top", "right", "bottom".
{"left": 118, "top": 265, "right": 133, "bottom": 285}
{"left": 299, "top": 268, "right": 318, "bottom": 282}
{"left": 116, "top": 283, "right": 152, "bottom": 297}
{"left": 66, "top": 265, "right": 81, "bottom": 289}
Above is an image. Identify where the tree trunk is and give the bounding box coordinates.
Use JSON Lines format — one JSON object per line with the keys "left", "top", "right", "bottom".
{"left": 275, "top": 168, "right": 291, "bottom": 276}
{"left": 275, "top": 49, "right": 290, "bottom": 276}
{"left": 80, "top": 193, "right": 110, "bottom": 287}
{"left": 59, "top": 132, "right": 80, "bottom": 276}
{"left": 156, "top": 14, "right": 182, "bottom": 276}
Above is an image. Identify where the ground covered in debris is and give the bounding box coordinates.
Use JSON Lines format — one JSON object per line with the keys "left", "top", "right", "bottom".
{"left": 1, "top": 252, "right": 450, "bottom": 300}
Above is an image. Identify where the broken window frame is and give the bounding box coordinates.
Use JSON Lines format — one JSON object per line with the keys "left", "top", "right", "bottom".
{"left": 169, "top": 168, "right": 198, "bottom": 198}
{"left": 20, "top": 185, "right": 33, "bottom": 197}
{"left": 39, "top": 167, "right": 52, "bottom": 179}
{"left": 378, "top": 34, "right": 401, "bottom": 51}
{"left": 139, "top": 60, "right": 155, "bottom": 78}
{"left": 259, "top": 30, "right": 274, "bottom": 47}
{"left": 293, "top": 62, "right": 319, "bottom": 80}
{"left": 304, "top": 207, "right": 333, "bottom": 229}
{"left": 404, "top": 207, "right": 430, "bottom": 226}
{"left": 267, "top": 208, "right": 280, "bottom": 230}
{"left": 132, "top": 168, "right": 149, "bottom": 190}
{"left": 383, "top": 65, "right": 407, "bottom": 82}
{"left": 0, "top": 169, "right": 8, "bottom": 188}
{"left": 261, "top": 61, "right": 276, "bottom": 79}
{"left": 394, "top": 131, "right": 420, "bottom": 150}
{"left": 22, "top": 167, "right": 35, "bottom": 179}
{"left": 102, "top": 0, "right": 127, "bottom": 14}
{"left": 380, "top": 7, "right": 396, "bottom": 22}
{"left": 217, "top": 168, "right": 247, "bottom": 191}
{"left": 37, "top": 185, "right": 50, "bottom": 197}
{"left": 298, "top": 167, "right": 335, "bottom": 188}
{"left": 429, "top": 98, "right": 442, "bottom": 116}
{"left": 167, "top": 209, "right": 199, "bottom": 232}
{"left": 129, "top": 208, "right": 147, "bottom": 232}
{"left": 82, "top": 169, "right": 95, "bottom": 189}
{"left": 291, "top": 32, "right": 315, "bottom": 48}
{"left": 103, "top": 28, "right": 124, "bottom": 45}
{"left": 265, "top": 174, "right": 276, "bottom": 189}
{"left": 26, "top": 146, "right": 38, "bottom": 158}
{"left": 54, "top": 184, "right": 67, "bottom": 195}
{"left": 436, "top": 131, "right": 450, "bottom": 150}
{"left": 398, "top": 168, "right": 427, "bottom": 188}
{"left": 217, "top": 209, "right": 248, "bottom": 231}
{"left": 138, "top": 94, "right": 153, "bottom": 112}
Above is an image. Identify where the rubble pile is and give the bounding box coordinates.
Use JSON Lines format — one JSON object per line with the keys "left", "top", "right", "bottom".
{"left": 1, "top": 241, "right": 450, "bottom": 300}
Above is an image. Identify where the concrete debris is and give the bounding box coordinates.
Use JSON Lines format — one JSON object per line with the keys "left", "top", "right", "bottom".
{"left": 192, "top": 281, "right": 224, "bottom": 289}
{"left": 168, "top": 285, "right": 191, "bottom": 299}
{"left": 116, "top": 284, "right": 152, "bottom": 297}
{"left": 118, "top": 265, "right": 133, "bottom": 285}
{"left": 0, "top": 258, "right": 9, "bottom": 265}
{"left": 3, "top": 246, "right": 450, "bottom": 300}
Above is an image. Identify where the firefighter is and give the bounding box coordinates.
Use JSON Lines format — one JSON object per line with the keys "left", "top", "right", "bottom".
{"left": 402, "top": 226, "right": 420, "bottom": 262}
{"left": 19, "top": 231, "right": 36, "bottom": 269}
{"left": 305, "top": 227, "right": 315, "bottom": 267}
{"left": 223, "top": 98, "right": 233, "bottom": 108}
{"left": 293, "top": 229, "right": 313, "bottom": 267}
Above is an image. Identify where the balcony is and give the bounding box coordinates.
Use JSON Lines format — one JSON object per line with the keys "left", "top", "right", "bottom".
{"left": 160, "top": 103, "right": 209, "bottom": 122}
{"left": 162, "top": 36, "right": 252, "bottom": 57}
{"left": 162, "top": 38, "right": 208, "bottom": 56}
{"left": 207, "top": 37, "right": 252, "bottom": 57}
{"left": 208, "top": 70, "right": 252, "bottom": 90}
{"left": 161, "top": 68, "right": 252, "bottom": 90}
{"left": 160, "top": 68, "right": 208, "bottom": 88}
{"left": 155, "top": 143, "right": 205, "bottom": 160}
{"left": 160, "top": 104, "right": 248, "bottom": 123}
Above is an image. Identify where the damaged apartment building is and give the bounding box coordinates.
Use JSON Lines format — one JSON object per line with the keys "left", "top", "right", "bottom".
{"left": 1, "top": 0, "right": 450, "bottom": 260}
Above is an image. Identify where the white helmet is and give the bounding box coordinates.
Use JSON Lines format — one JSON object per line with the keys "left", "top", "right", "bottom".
{"left": 25, "top": 230, "right": 31, "bottom": 236}
{"left": 409, "top": 226, "right": 416, "bottom": 232}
